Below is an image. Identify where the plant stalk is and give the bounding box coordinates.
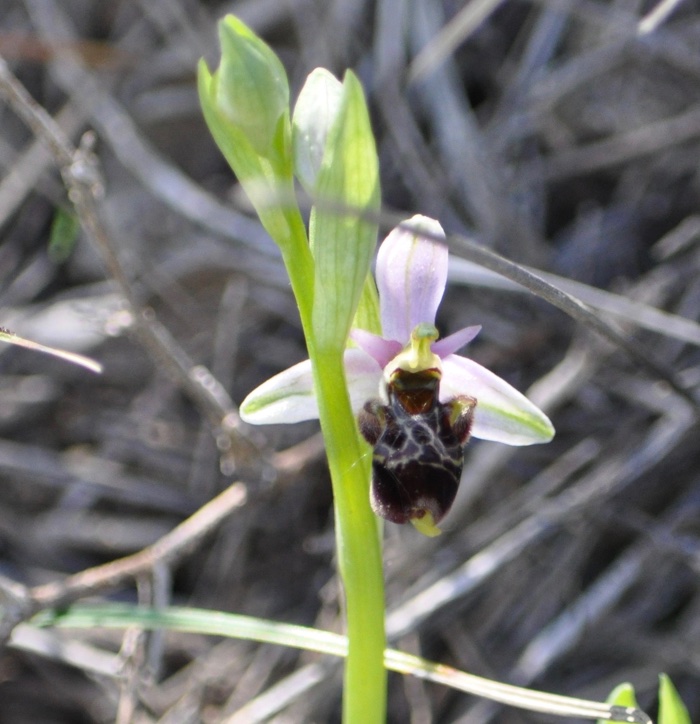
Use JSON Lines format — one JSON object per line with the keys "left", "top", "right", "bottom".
{"left": 280, "top": 216, "right": 387, "bottom": 722}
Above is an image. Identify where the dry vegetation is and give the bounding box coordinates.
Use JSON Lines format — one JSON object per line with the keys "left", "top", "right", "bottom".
{"left": 0, "top": 0, "right": 699, "bottom": 722}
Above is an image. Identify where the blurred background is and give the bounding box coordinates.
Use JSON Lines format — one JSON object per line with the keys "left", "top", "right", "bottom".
{"left": 0, "top": 0, "right": 699, "bottom": 722}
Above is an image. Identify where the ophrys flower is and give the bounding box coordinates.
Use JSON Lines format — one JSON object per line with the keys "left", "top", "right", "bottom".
{"left": 241, "top": 215, "right": 554, "bottom": 534}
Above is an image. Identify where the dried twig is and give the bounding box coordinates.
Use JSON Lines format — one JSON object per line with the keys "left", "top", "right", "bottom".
{"left": 0, "top": 55, "right": 258, "bottom": 454}
{"left": 0, "top": 481, "right": 247, "bottom": 642}
{"left": 30, "top": 481, "right": 247, "bottom": 610}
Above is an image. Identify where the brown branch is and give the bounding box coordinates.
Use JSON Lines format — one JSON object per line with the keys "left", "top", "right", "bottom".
{"left": 30, "top": 481, "right": 247, "bottom": 611}
{"left": 0, "top": 481, "right": 246, "bottom": 643}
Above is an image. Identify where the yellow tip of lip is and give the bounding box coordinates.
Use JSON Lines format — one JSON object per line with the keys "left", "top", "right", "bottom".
{"left": 410, "top": 512, "right": 442, "bottom": 537}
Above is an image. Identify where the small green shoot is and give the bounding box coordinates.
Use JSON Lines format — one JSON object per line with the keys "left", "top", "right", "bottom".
{"left": 48, "top": 207, "right": 80, "bottom": 262}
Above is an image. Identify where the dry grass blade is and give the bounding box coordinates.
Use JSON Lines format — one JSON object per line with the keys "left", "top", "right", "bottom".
{"left": 408, "top": 0, "right": 507, "bottom": 82}
{"left": 449, "top": 256, "right": 700, "bottom": 347}
{"left": 442, "top": 226, "right": 699, "bottom": 409}
{"left": 0, "top": 328, "right": 102, "bottom": 373}
{"left": 638, "top": 0, "right": 688, "bottom": 34}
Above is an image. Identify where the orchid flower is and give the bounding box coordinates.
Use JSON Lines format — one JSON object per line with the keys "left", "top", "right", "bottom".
{"left": 241, "top": 215, "right": 554, "bottom": 533}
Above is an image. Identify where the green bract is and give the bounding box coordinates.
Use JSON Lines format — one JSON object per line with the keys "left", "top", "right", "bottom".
{"left": 293, "top": 68, "right": 381, "bottom": 340}
{"left": 309, "top": 71, "right": 380, "bottom": 351}
{"left": 352, "top": 274, "right": 382, "bottom": 337}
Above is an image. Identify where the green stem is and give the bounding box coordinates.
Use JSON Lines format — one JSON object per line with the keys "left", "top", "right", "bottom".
{"left": 312, "top": 349, "right": 386, "bottom": 723}
{"left": 280, "top": 211, "right": 387, "bottom": 723}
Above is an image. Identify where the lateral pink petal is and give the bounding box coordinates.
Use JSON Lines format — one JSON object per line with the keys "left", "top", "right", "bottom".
{"left": 350, "top": 329, "right": 402, "bottom": 368}
{"left": 432, "top": 325, "right": 481, "bottom": 358}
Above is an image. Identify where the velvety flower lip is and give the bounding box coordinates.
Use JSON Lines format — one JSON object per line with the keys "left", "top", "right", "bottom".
{"left": 240, "top": 214, "right": 554, "bottom": 448}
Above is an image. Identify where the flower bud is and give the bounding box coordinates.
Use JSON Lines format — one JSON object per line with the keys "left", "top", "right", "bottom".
{"left": 292, "top": 68, "right": 343, "bottom": 193}
{"left": 216, "top": 16, "right": 289, "bottom": 156}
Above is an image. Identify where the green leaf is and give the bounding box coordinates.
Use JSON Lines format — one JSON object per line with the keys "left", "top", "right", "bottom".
{"left": 658, "top": 674, "right": 691, "bottom": 724}
{"left": 36, "top": 603, "right": 653, "bottom": 723}
{"left": 310, "top": 70, "right": 380, "bottom": 351}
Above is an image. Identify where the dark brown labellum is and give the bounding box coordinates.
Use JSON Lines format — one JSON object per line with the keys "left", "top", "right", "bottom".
{"left": 358, "top": 368, "right": 476, "bottom": 526}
